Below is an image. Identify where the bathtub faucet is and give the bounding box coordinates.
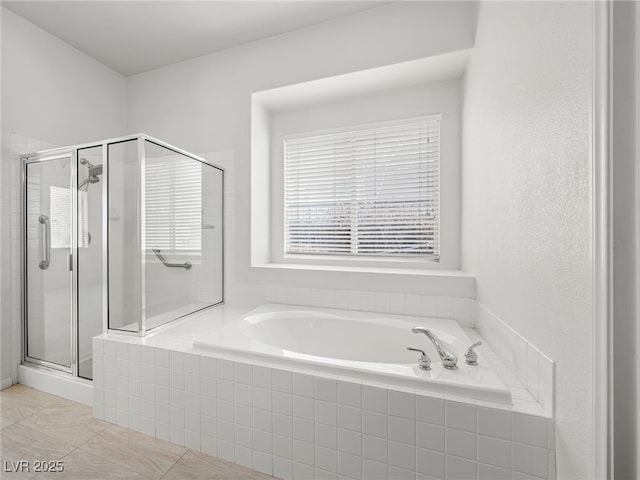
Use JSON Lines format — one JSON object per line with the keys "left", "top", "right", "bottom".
{"left": 411, "top": 327, "right": 458, "bottom": 370}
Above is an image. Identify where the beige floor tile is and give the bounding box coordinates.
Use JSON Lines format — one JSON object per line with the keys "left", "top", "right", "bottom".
{"left": 33, "top": 448, "right": 150, "bottom": 480}
{"left": 1, "top": 416, "right": 15, "bottom": 430}
{"left": 19, "top": 400, "right": 110, "bottom": 447}
{"left": 0, "top": 423, "right": 76, "bottom": 480}
{"left": 1, "top": 385, "right": 76, "bottom": 423}
{"left": 80, "top": 425, "right": 186, "bottom": 479}
{"left": 162, "top": 450, "right": 275, "bottom": 480}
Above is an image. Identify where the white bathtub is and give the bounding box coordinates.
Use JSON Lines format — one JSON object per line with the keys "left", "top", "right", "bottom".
{"left": 193, "top": 304, "right": 512, "bottom": 404}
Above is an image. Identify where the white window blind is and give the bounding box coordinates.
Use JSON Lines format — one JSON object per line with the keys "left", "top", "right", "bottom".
{"left": 49, "top": 186, "right": 88, "bottom": 248}
{"left": 284, "top": 116, "right": 440, "bottom": 257}
{"left": 145, "top": 158, "right": 202, "bottom": 252}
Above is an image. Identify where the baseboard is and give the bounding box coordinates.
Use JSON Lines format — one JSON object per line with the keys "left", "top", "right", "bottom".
{"left": 0, "top": 377, "right": 14, "bottom": 390}
{"left": 17, "top": 364, "right": 92, "bottom": 406}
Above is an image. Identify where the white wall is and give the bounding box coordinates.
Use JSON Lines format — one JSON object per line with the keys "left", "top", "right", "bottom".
{"left": 126, "top": 1, "right": 475, "bottom": 299}
{"left": 461, "top": 2, "right": 592, "bottom": 479}
{"left": 0, "top": 7, "right": 126, "bottom": 385}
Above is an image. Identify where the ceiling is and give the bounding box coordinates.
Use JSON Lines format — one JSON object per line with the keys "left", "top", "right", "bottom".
{"left": 2, "top": 1, "right": 389, "bottom": 76}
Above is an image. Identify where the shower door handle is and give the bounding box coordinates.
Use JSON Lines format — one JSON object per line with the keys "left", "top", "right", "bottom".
{"left": 39, "top": 214, "right": 51, "bottom": 270}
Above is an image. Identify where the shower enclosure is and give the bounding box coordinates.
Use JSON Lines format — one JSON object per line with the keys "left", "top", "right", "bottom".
{"left": 22, "top": 134, "right": 224, "bottom": 380}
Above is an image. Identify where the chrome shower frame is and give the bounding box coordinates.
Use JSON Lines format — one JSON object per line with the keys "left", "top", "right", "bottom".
{"left": 20, "top": 134, "right": 225, "bottom": 381}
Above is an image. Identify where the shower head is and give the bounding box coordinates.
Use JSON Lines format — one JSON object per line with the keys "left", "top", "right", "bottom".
{"left": 80, "top": 157, "right": 94, "bottom": 168}
{"left": 89, "top": 165, "right": 103, "bottom": 178}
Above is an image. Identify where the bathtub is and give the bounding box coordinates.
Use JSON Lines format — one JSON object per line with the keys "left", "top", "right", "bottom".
{"left": 193, "top": 304, "right": 512, "bottom": 404}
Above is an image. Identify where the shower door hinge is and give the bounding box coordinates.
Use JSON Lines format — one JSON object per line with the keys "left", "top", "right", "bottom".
{"left": 68, "top": 253, "right": 73, "bottom": 271}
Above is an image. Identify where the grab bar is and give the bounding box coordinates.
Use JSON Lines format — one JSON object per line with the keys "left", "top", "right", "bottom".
{"left": 151, "top": 249, "right": 192, "bottom": 270}
{"left": 39, "top": 214, "right": 50, "bottom": 270}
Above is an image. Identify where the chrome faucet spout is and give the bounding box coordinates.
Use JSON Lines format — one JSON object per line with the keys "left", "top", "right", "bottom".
{"left": 411, "top": 327, "right": 458, "bottom": 369}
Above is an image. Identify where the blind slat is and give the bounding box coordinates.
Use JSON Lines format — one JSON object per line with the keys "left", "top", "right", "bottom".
{"left": 284, "top": 116, "right": 440, "bottom": 257}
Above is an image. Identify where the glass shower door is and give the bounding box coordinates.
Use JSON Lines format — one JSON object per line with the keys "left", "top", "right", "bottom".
{"left": 25, "top": 155, "right": 73, "bottom": 371}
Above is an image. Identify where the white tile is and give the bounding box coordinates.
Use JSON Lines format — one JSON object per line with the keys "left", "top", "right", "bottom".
{"left": 235, "top": 383, "right": 253, "bottom": 407}
{"left": 294, "top": 395, "right": 315, "bottom": 421}
{"left": 363, "top": 459, "right": 388, "bottom": 480}
{"left": 253, "top": 366, "right": 272, "bottom": 389}
{"left": 338, "top": 428, "right": 361, "bottom": 456}
{"left": 236, "top": 403, "right": 253, "bottom": 427}
{"left": 273, "top": 369, "right": 293, "bottom": 393}
{"left": 338, "top": 405, "right": 362, "bottom": 432}
{"left": 445, "top": 455, "right": 476, "bottom": 480}
{"left": 200, "top": 395, "right": 216, "bottom": 417}
{"left": 254, "top": 451, "right": 273, "bottom": 476}
{"left": 294, "top": 462, "right": 314, "bottom": 479}
{"left": 477, "top": 407, "right": 511, "bottom": 440}
{"left": 362, "top": 385, "right": 387, "bottom": 413}
{"left": 169, "top": 351, "right": 185, "bottom": 371}
{"left": 217, "top": 359, "right": 234, "bottom": 380}
{"left": 185, "top": 430, "right": 200, "bottom": 451}
{"left": 338, "top": 452, "right": 362, "bottom": 480}
{"left": 170, "top": 370, "right": 185, "bottom": 391}
{"left": 235, "top": 444, "right": 253, "bottom": 468}
{"left": 363, "top": 434, "right": 387, "bottom": 462}
{"left": 512, "top": 442, "right": 548, "bottom": 478}
{"left": 477, "top": 435, "right": 510, "bottom": 469}
{"left": 477, "top": 463, "right": 510, "bottom": 480}
{"left": 416, "top": 447, "right": 445, "bottom": 479}
{"left": 512, "top": 413, "right": 547, "bottom": 448}
{"left": 186, "top": 374, "right": 200, "bottom": 394}
{"left": 389, "top": 440, "right": 416, "bottom": 471}
{"left": 155, "top": 348, "right": 169, "bottom": 368}
{"left": 273, "top": 413, "right": 293, "bottom": 437}
{"left": 416, "top": 422, "right": 445, "bottom": 452}
{"left": 416, "top": 396, "right": 445, "bottom": 425}
{"left": 273, "top": 457, "right": 293, "bottom": 480}
{"left": 234, "top": 362, "right": 253, "bottom": 385}
{"left": 316, "top": 446, "right": 338, "bottom": 473}
{"left": 389, "top": 465, "right": 416, "bottom": 480}
{"left": 445, "top": 402, "right": 476, "bottom": 432}
{"left": 254, "top": 407, "right": 272, "bottom": 433}
{"left": 294, "top": 418, "right": 314, "bottom": 443}
{"left": 389, "top": 390, "right": 416, "bottom": 419}
{"left": 316, "top": 400, "right": 337, "bottom": 426}
{"left": 254, "top": 387, "right": 272, "bottom": 411}
{"left": 201, "top": 356, "right": 217, "bottom": 377}
{"left": 273, "top": 434, "right": 293, "bottom": 459}
{"left": 446, "top": 429, "right": 476, "bottom": 461}
{"left": 254, "top": 429, "right": 272, "bottom": 454}
{"left": 201, "top": 434, "right": 217, "bottom": 457}
{"left": 184, "top": 354, "right": 200, "bottom": 375}
{"left": 315, "top": 377, "right": 337, "bottom": 403}
{"left": 235, "top": 424, "right": 252, "bottom": 448}
{"left": 338, "top": 381, "right": 361, "bottom": 408}
{"left": 315, "top": 423, "right": 338, "bottom": 450}
{"left": 363, "top": 410, "right": 388, "bottom": 438}
{"left": 185, "top": 411, "right": 200, "bottom": 433}
{"left": 217, "top": 399, "right": 234, "bottom": 422}
{"left": 389, "top": 416, "right": 415, "bottom": 445}
{"left": 217, "top": 379, "right": 233, "bottom": 401}
{"left": 294, "top": 439, "right": 315, "bottom": 466}
{"left": 273, "top": 391, "right": 293, "bottom": 416}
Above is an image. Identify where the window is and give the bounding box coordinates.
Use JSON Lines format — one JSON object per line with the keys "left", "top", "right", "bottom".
{"left": 283, "top": 116, "right": 440, "bottom": 259}
{"left": 144, "top": 158, "right": 202, "bottom": 252}
{"left": 49, "top": 186, "right": 88, "bottom": 248}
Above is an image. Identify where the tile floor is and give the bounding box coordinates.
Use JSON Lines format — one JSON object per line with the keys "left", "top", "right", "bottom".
{"left": 0, "top": 384, "right": 276, "bottom": 479}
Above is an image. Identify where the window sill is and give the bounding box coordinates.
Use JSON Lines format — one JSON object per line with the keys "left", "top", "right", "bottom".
{"left": 251, "top": 262, "right": 475, "bottom": 298}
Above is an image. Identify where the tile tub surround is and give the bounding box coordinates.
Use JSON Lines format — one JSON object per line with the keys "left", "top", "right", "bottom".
{"left": 474, "top": 302, "right": 555, "bottom": 416}
{"left": 93, "top": 317, "right": 556, "bottom": 480}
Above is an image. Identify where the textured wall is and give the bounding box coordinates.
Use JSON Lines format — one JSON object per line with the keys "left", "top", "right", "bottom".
{"left": 461, "top": 2, "right": 592, "bottom": 478}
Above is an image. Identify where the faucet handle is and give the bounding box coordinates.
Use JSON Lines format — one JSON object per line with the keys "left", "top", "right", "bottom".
{"left": 407, "top": 347, "right": 431, "bottom": 371}
{"left": 464, "top": 341, "right": 482, "bottom": 365}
